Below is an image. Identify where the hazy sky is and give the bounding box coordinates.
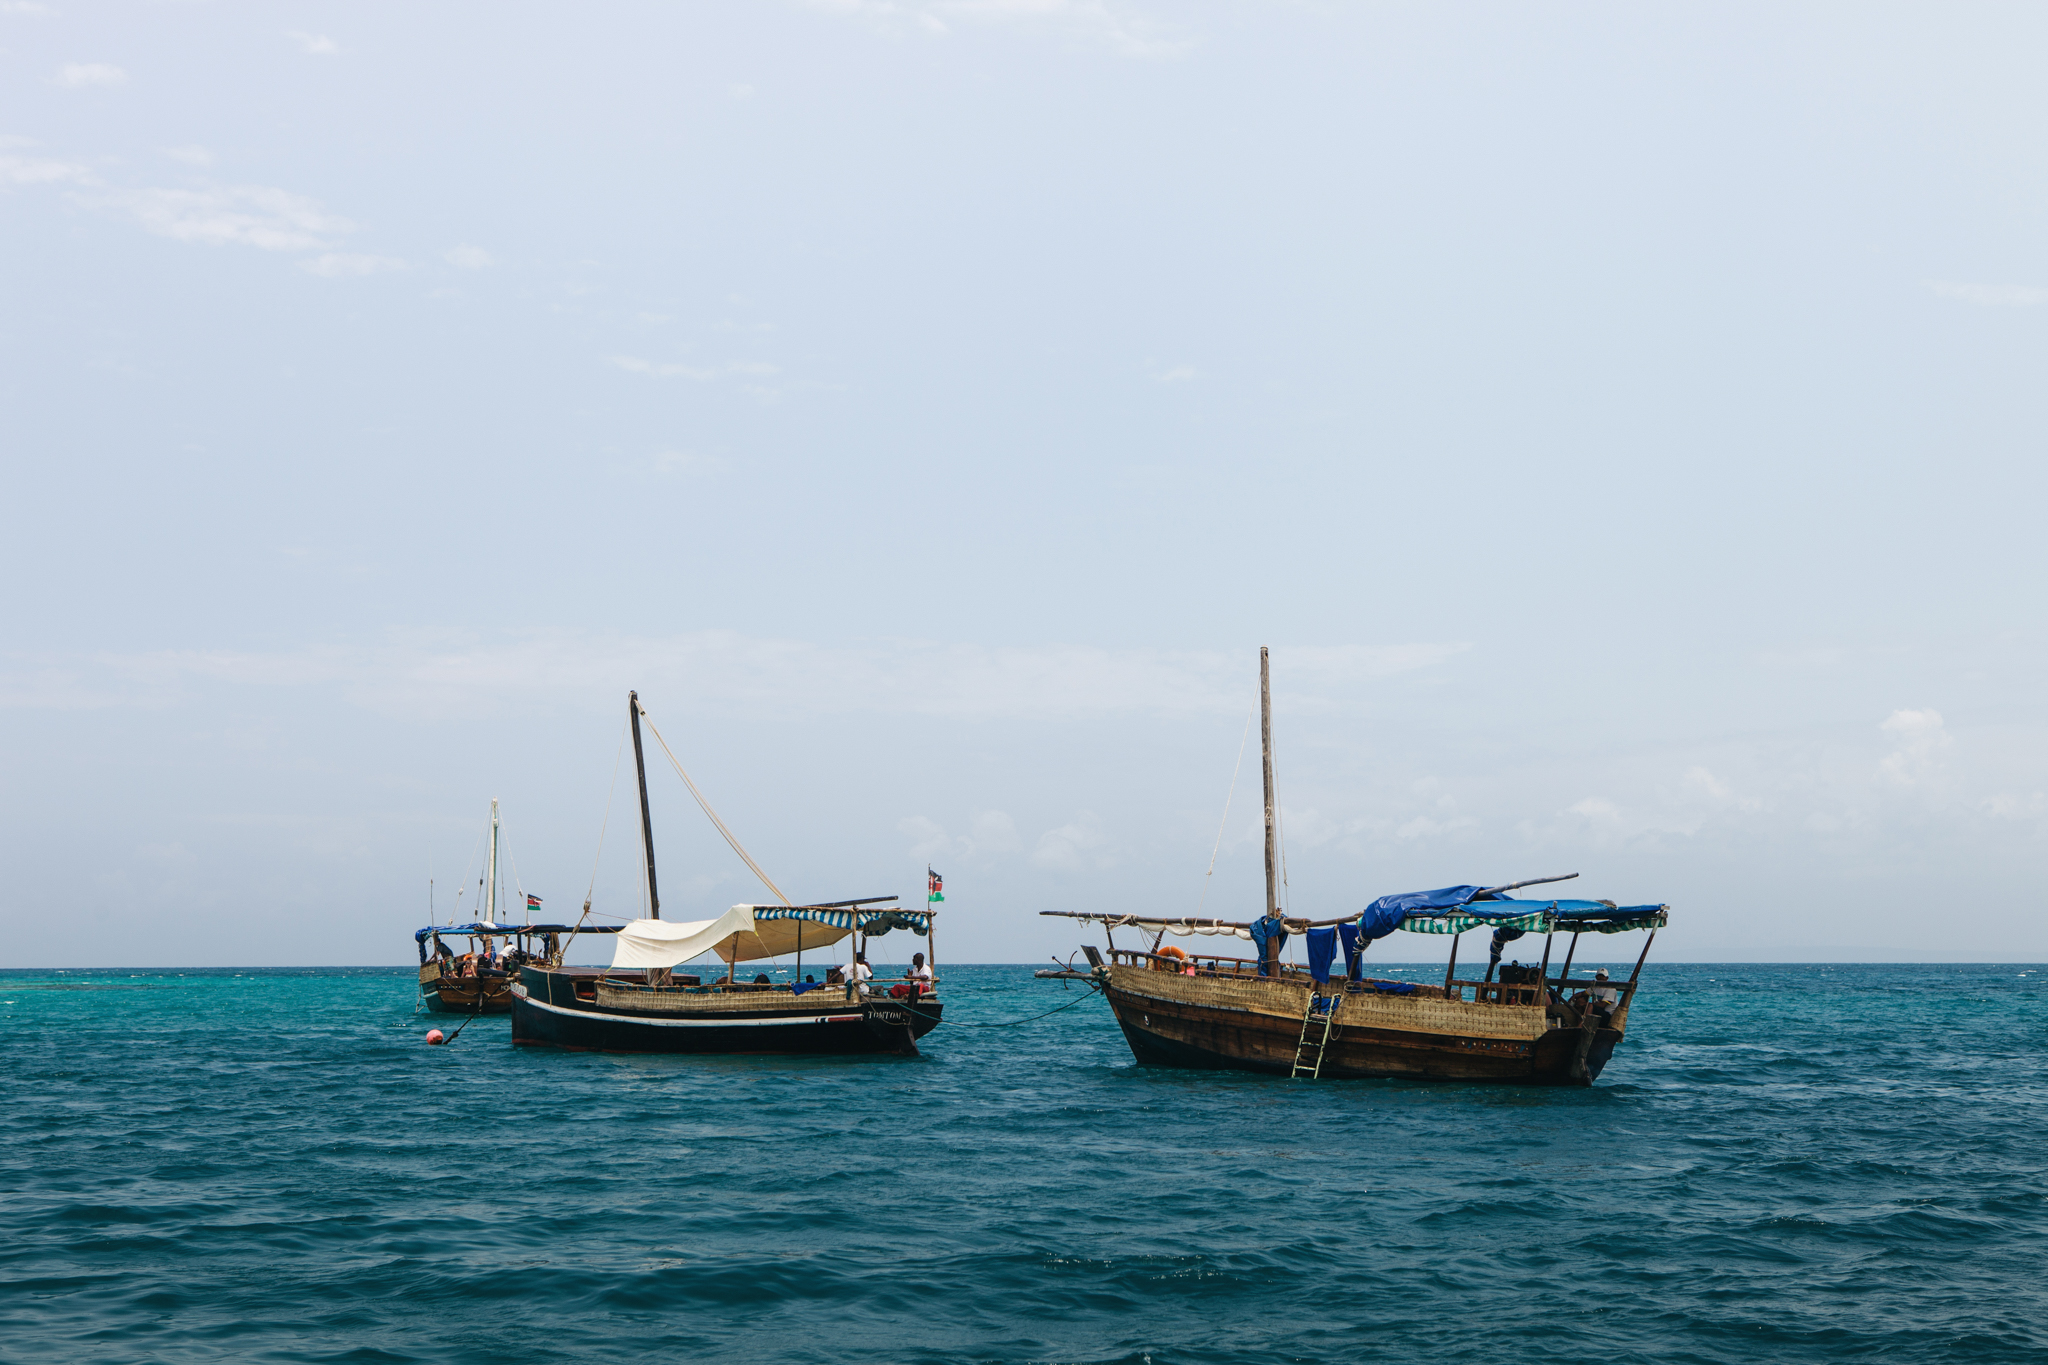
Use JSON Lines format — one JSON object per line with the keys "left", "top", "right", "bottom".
{"left": 4, "top": 2, "right": 2044, "bottom": 967}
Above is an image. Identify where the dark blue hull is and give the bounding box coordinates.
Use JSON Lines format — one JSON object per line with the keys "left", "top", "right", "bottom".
{"left": 510, "top": 969, "right": 939, "bottom": 1056}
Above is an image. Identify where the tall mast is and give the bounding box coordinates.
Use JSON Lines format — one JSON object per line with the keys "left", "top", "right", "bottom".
{"left": 629, "top": 690, "right": 661, "bottom": 920}
{"left": 1260, "top": 647, "right": 1277, "bottom": 919}
{"left": 486, "top": 798, "right": 499, "bottom": 923}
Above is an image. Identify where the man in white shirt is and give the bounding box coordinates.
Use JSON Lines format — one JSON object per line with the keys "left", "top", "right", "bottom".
{"left": 909, "top": 952, "right": 932, "bottom": 982}
{"left": 1589, "top": 969, "right": 1618, "bottom": 1015}
{"left": 845, "top": 953, "right": 873, "bottom": 997}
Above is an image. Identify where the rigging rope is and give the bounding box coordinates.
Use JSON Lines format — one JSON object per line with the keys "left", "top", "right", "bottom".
{"left": 638, "top": 706, "right": 792, "bottom": 906}
{"left": 583, "top": 713, "right": 629, "bottom": 916}
{"left": 1195, "top": 703, "right": 1255, "bottom": 918}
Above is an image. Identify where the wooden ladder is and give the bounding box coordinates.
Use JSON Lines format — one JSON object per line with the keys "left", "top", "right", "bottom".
{"left": 1291, "top": 992, "right": 1342, "bottom": 1079}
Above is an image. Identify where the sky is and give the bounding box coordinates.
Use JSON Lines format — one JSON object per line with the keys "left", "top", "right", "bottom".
{"left": 2, "top": 1, "right": 2044, "bottom": 967}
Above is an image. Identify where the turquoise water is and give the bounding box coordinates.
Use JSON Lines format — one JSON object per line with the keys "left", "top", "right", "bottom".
{"left": 2, "top": 963, "right": 2044, "bottom": 1363}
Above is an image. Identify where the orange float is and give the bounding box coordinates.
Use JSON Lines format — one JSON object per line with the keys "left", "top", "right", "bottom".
{"left": 1152, "top": 945, "right": 1188, "bottom": 971}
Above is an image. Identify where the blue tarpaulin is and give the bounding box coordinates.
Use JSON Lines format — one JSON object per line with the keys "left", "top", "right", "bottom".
{"left": 1305, "top": 926, "right": 1338, "bottom": 983}
{"left": 1248, "top": 916, "right": 1289, "bottom": 976}
{"left": 1337, "top": 922, "right": 1364, "bottom": 980}
{"left": 1356, "top": 886, "right": 1485, "bottom": 941}
{"left": 1353, "top": 889, "right": 1668, "bottom": 941}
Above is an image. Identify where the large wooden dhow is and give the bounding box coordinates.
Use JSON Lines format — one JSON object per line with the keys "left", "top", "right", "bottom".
{"left": 511, "top": 691, "right": 943, "bottom": 1057}
{"left": 1040, "top": 648, "right": 1667, "bottom": 1085}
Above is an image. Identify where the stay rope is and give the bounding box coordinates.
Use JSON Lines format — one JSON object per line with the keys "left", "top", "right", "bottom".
{"left": 639, "top": 706, "right": 792, "bottom": 906}
{"left": 1195, "top": 703, "right": 1256, "bottom": 918}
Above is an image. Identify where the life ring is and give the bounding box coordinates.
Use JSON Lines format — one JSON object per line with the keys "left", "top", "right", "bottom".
{"left": 1152, "top": 945, "right": 1188, "bottom": 971}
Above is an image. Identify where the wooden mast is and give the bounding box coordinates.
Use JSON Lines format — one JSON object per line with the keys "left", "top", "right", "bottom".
{"left": 629, "top": 690, "right": 661, "bottom": 920}
{"left": 1260, "top": 646, "right": 1279, "bottom": 974}
{"left": 485, "top": 797, "right": 499, "bottom": 924}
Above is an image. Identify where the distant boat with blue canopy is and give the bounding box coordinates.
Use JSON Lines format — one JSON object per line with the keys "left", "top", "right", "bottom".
{"left": 1040, "top": 649, "right": 1668, "bottom": 1085}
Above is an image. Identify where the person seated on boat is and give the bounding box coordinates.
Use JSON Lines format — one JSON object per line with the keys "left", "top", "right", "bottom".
{"left": 845, "top": 954, "right": 874, "bottom": 996}
{"left": 1589, "top": 968, "right": 1618, "bottom": 1017}
{"left": 752, "top": 973, "right": 773, "bottom": 988}
{"left": 909, "top": 953, "right": 932, "bottom": 982}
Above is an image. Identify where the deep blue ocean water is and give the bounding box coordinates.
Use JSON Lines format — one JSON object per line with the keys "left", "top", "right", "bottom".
{"left": 3, "top": 962, "right": 2045, "bottom": 1364}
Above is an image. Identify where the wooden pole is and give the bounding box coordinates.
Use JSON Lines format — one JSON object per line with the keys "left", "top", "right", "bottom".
{"left": 1443, "top": 931, "right": 1460, "bottom": 999}
{"left": 1557, "top": 930, "right": 1581, "bottom": 986}
{"left": 1534, "top": 932, "right": 1553, "bottom": 1008}
{"left": 1260, "top": 646, "right": 1277, "bottom": 920}
{"left": 1259, "top": 647, "right": 1280, "bottom": 975}
{"left": 1627, "top": 929, "right": 1656, "bottom": 986}
{"left": 628, "top": 691, "right": 660, "bottom": 920}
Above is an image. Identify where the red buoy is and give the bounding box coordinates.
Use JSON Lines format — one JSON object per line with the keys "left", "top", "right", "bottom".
{"left": 426, "top": 1029, "right": 446, "bottom": 1045}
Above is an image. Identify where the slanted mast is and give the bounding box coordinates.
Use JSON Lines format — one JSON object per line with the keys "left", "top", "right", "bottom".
{"left": 629, "top": 690, "right": 661, "bottom": 920}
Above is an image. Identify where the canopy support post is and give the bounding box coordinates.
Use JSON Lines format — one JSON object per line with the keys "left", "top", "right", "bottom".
{"left": 1556, "top": 930, "right": 1581, "bottom": 987}
{"left": 1535, "top": 932, "right": 1553, "bottom": 1009}
{"left": 1443, "top": 931, "right": 1460, "bottom": 1000}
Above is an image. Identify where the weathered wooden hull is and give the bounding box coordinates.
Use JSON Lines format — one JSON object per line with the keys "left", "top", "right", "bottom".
{"left": 509, "top": 968, "right": 940, "bottom": 1056}
{"left": 1102, "top": 966, "right": 1624, "bottom": 1086}
{"left": 421, "top": 983, "right": 513, "bottom": 1014}
{"left": 418, "top": 962, "right": 514, "bottom": 1014}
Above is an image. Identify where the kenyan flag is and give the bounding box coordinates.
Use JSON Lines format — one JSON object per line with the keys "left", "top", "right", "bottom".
{"left": 927, "top": 869, "right": 944, "bottom": 903}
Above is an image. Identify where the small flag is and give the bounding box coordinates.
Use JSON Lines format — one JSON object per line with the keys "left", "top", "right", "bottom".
{"left": 927, "top": 869, "right": 944, "bottom": 903}
{"left": 526, "top": 894, "right": 542, "bottom": 910}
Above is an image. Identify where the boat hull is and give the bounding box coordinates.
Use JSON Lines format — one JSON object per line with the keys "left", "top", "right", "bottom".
{"left": 418, "top": 962, "right": 515, "bottom": 1013}
{"left": 1102, "top": 967, "right": 1622, "bottom": 1086}
{"left": 421, "top": 980, "right": 513, "bottom": 1014}
{"left": 509, "top": 968, "right": 939, "bottom": 1056}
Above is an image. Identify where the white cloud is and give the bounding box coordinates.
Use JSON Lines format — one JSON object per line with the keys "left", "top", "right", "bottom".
{"left": 1, "top": 2, "right": 55, "bottom": 15}
{"left": 104, "top": 184, "right": 351, "bottom": 251}
{"left": 444, "top": 243, "right": 493, "bottom": 269}
{"left": 301, "top": 252, "right": 406, "bottom": 277}
{"left": 1928, "top": 280, "right": 2048, "bottom": 308}
{"left": 291, "top": 32, "right": 340, "bottom": 55}
{"left": 0, "top": 151, "right": 92, "bottom": 185}
{"left": 1156, "top": 365, "right": 1196, "bottom": 383}
{"left": 1033, "top": 810, "right": 1109, "bottom": 870}
{"left": 55, "top": 62, "right": 125, "bottom": 87}
{"left": 899, "top": 811, "right": 1022, "bottom": 863}
{"left": 1879, "top": 707, "right": 1950, "bottom": 785}
{"left": 609, "top": 355, "right": 780, "bottom": 382}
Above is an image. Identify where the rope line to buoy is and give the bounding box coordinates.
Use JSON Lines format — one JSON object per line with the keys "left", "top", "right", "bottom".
{"left": 440, "top": 1003, "right": 487, "bottom": 1043}
{"left": 898, "top": 986, "right": 1102, "bottom": 1030}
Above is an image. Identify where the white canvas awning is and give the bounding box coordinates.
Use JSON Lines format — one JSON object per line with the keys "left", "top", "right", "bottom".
{"left": 610, "top": 906, "right": 758, "bottom": 970}
{"left": 714, "top": 913, "right": 854, "bottom": 964}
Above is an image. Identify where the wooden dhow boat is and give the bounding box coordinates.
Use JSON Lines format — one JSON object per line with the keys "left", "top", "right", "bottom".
{"left": 1040, "top": 649, "right": 1667, "bottom": 1085}
{"left": 416, "top": 920, "right": 621, "bottom": 1014}
{"left": 511, "top": 691, "right": 943, "bottom": 1056}
{"left": 416, "top": 799, "right": 617, "bottom": 1014}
